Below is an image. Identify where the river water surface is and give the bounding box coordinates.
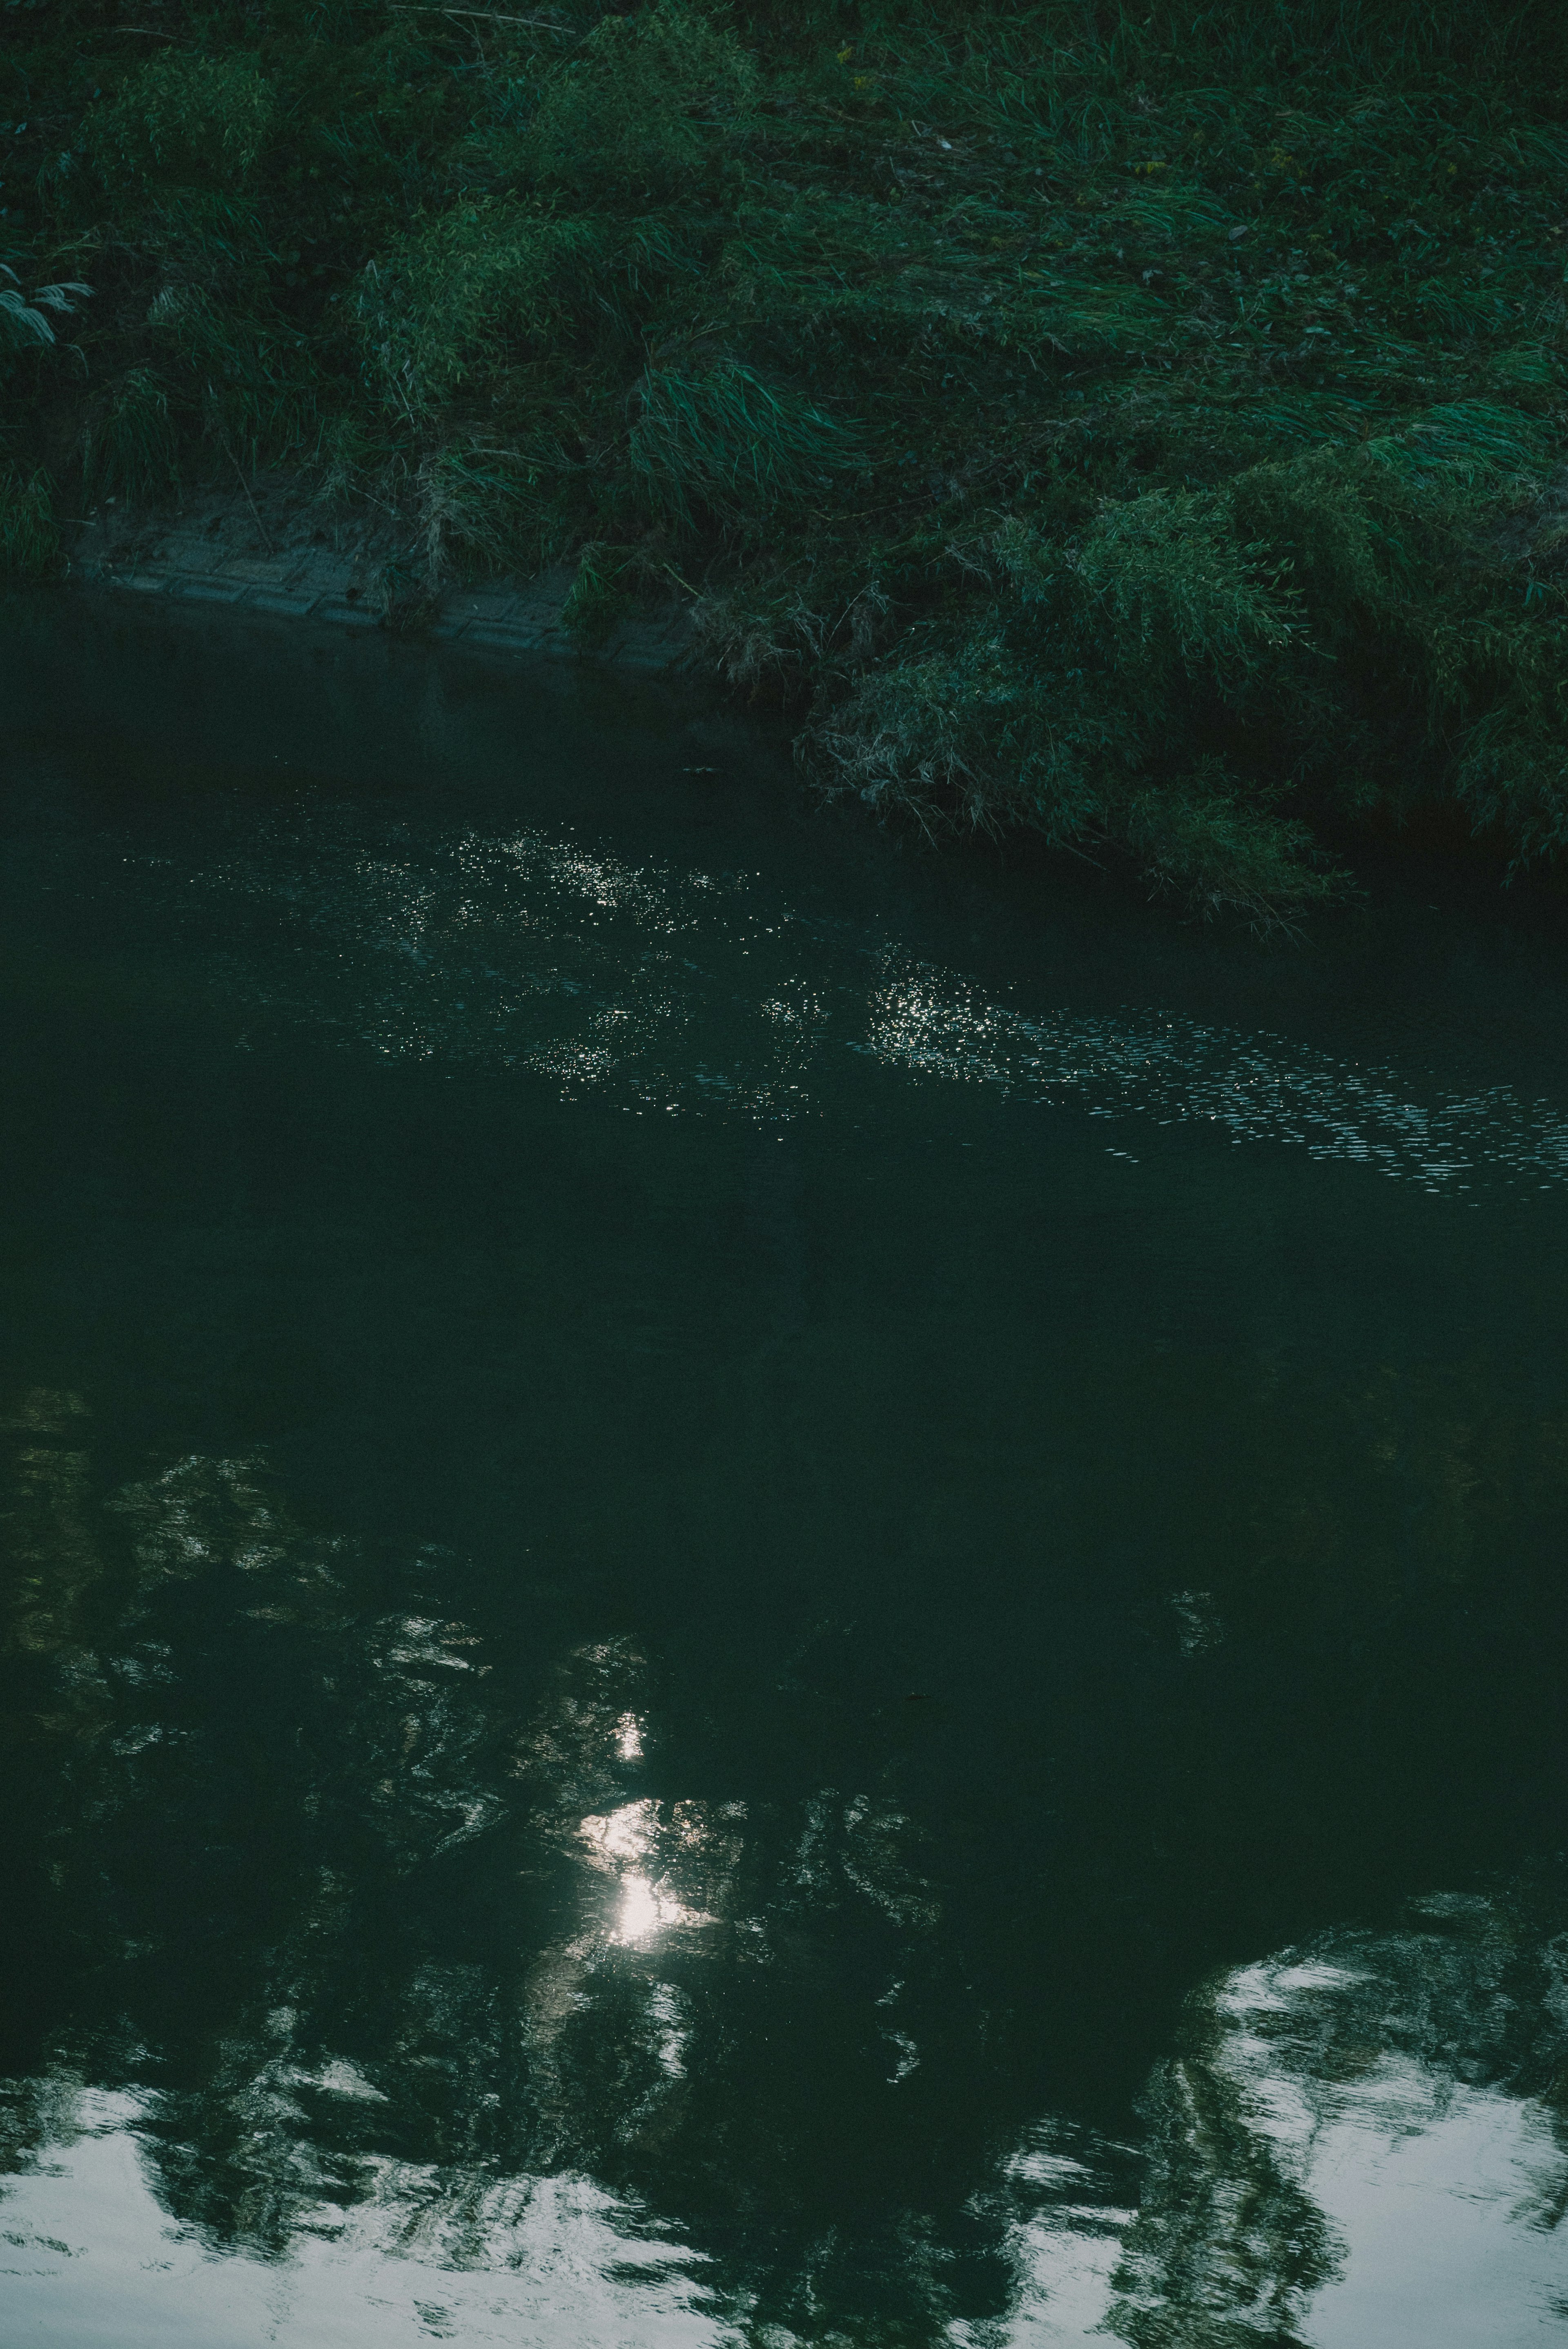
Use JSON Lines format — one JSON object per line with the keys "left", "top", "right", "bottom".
{"left": 3, "top": 597, "right": 1568, "bottom": 2346}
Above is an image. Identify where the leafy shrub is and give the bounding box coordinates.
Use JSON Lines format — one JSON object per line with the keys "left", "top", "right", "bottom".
{"left": 137, "top": 190, "right": 270, "bottom": 294}
{"left": 146, "top": 284, "right": 315, "bottom": 470}
{"left": 809, "top": 627, "right": 1119, "bottom": 849}
{"left": 561, "top": 541, "right": 632, "bottom": 643}
{"left": 86, "top": 55, "right": 274, "bottom": 189}
{"left": 1452, "top": 645, "right": 1568, "bottom": 865}
{"left": 0, "top": 465, "right": 59, "bottom": 576}
{"left": 811, "top": 625, "right": 1345, "bottom": 927}
{"left": 1226, "top": 451, "right": 1393, "bottom": 635}
{"left": 0, "top": 263, "right": 91, "bottom": 353}
{"left": 523, "top": 0, "right": 756, "bottom": 197}
{"left": 1123, "top": 764, "right": 1345, "bottom": 927}
{"left": 1365, "top": 400, "right": 1552, "bottom": 497}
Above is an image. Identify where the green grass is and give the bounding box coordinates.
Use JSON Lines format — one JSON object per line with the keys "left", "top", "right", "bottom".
{"left": 0, "top": 460, "right": 58, "bottom": 575}
{"left": 5, "top": 0, "right": 1568, "bottom": 919}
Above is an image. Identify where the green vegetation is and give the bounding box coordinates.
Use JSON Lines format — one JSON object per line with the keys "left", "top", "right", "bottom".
{"left": 4, "top": 0, "right": 1568, "bottom": 918}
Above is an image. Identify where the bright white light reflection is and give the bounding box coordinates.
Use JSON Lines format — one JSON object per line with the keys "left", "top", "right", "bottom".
{"left": 615, "top": 1711, "right": 644, "bottom": 1762}
{"left": 0, "top": 2086, "right": 726, "bottom": 2349}
{"left": 579, "top": 1800, "right": 715, "bottom": 1946}
{"left": 973, "top": 1936, "right": 1568, "bottom": 2348}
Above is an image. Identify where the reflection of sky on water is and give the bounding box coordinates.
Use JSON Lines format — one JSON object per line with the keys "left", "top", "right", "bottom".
{"left": 4, "top": 1393, "right": 1568, "bottom": 2343}
{"left": 955, "top": 1910, "right": 1568, "bottom": 2346}
{"left": 972, "top": 1977, "right": 1568, "bottom": 2347}
{"left": 5, "top": 1902, "right": 1566, "bottom": 2347}
{"left": 0, "top": 2092, "right": 728, "bottom": 2349}
{"left": 151, "top": 808, "right": 1568, "bottom": 1195}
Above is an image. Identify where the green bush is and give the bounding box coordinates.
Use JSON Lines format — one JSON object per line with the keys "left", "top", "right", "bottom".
{"left": 561, "top": 540, "right": 632, "bottom": 642}
{"left": 808, "top": 628, "right": 1118, "bottom": 850}
{"left": 523, "top": 0, "right": 756, "bottom": 197}
{"left": 0, "top": 265, "right": 91, "bottom": 354}
{"left": 85, "top": 54, "right": 274, "bottom": 190}
{"left": 414, "top": 435, "right": 584, "bottom": 577}
{"left": 145, "top": 283, "right": 316, "bottom": 472}
{"left": 1074, "top": 494, "right": 1298, "bottom": 681}
{"left": 1123, "top": 764, "right": 1345, "bottom": 928}
{"left": 805, "top": 606, "right": 1344, "bottom": 926}
{"left": 1452, "top": 646, "right": 1568, "bottom": 865}
{"left": 1225, "top": 452, "right": 1392, "bottom": 637}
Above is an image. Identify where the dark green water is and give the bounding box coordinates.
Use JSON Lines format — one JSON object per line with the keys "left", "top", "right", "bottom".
{"left": 3, "top": 596, "right": 1568, "bottom": 2346}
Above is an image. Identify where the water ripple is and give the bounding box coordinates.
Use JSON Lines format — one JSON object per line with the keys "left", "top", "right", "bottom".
{"left": 154, "top": 812, "right": 1568, "bottom": 1195}
{"left": 858, "top": 955, "right": 1568, "bottom": 1195}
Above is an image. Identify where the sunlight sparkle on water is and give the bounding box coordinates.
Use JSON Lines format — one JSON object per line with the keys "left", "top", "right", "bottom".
{"left": 579, "top": 1801, "right": 717, "bottom": 1945}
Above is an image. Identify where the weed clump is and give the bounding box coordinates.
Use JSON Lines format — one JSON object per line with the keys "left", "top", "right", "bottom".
{"left": 0, "top": 464, "right": 58, "bottom": 577}
{"left": 7, "top": 0, "right": 1568, "bottom": 918}
{"left": 80, "top": 366, "right": 178, "bottom": 504}
{"left": 629, "top": 359, "right": 858, "bottom": 528}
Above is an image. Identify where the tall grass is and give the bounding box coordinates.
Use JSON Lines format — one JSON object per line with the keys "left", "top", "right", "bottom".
{"left": 80, "top": 366, "right": 178, "bottom": 503}
{"left": 0, "top": 463, "right": 58, "bottom": 576}
{"left": 4, "top": 0, "right": 1568, "bottom": 915}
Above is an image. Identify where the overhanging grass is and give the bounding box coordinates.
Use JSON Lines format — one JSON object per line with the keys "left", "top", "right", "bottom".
{"left": 4, "top": 0, "right": 1568, "bottom": 919}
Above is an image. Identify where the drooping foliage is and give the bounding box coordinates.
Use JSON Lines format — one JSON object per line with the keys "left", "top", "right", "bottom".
{"left": 5, "top": 0, "right": 1568, "bottom": 918}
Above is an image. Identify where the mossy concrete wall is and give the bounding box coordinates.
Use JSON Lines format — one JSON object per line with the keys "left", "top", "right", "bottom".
{"left": 65, "top": 478, "right": 696, "bottom": 673}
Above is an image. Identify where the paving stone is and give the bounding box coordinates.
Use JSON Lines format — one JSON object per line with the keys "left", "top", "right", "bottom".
{"left": 464, "top": 622, "right": 553, "bottom": 652}
{"left": 450, "top": 592, "right": 521, "bottom": 624}
{"left": 244, "top": 588, "right": 323, "bottom": 619}
{"left": 76, "top": 517, "right": 695, "bottom": 675}
{"left": 169, "top": 575, "right": 249, "bottom": 604}
{"left": 612, "top": 643, "right": 681, "bottom": 671}
{"left": 215, "top": 556, "right": 297, "bottom": 585}
{"left": 312, "top": 598, "right": 382, "bottom": 630}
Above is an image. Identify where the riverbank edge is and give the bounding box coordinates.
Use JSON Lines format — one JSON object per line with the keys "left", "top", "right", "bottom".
{"left": 60, "top": 480, "right": 700, "bottom": 677}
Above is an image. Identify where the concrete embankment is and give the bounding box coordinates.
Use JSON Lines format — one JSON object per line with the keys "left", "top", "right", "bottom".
{"left": 65, "top": 479, "right": 697, "bottom": 675}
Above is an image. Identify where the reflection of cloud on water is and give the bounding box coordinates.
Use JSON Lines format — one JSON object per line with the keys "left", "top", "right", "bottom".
{"left": 164, "top": 809, "right": 1568, "bottom": 1194}
{"left": 982, "top": 1894, "right": 1568, "bottom": 2347}
{"left": 0, "top": 2087, "right": 728, "bottom": 2349}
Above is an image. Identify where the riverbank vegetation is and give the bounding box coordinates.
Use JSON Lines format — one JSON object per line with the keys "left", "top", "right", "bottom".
{"left": 4, "top": 0, "right": 1568, "bottom": 920}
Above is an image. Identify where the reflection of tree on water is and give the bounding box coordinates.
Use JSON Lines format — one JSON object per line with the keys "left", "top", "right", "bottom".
{"left": 0, "top": 1404, "right": 1004, "bottom": 2337}
{"left": 1106, "top": 2053, "right": 1345, "bottom": 2347}
{"left": 1105, "top": 1888, "right": 1568, "bottom": 2347}
{"left": 3, "top": 1375, "right": 1568, "bottom": 2344}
